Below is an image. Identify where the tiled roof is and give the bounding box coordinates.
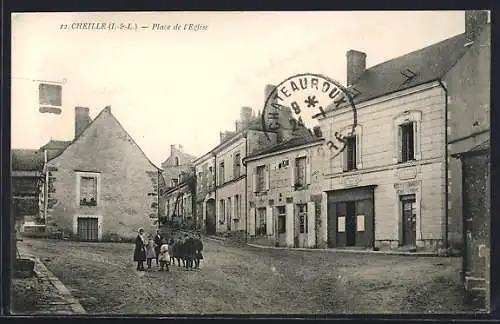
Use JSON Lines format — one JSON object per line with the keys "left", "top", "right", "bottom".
{"left": 40, "top": 140, "right": 72, "bottom": 151}
{"left": 11, "top": 149, "right": 44, "bottom": 171}
{"left": 338, "top": 31, "right": 475, "bottom": 107}
{"left": 467, "top": 139, "right": 490, "bottom": 153}
{"left": 244, "top": 134, "right": 323, "bottom": 161}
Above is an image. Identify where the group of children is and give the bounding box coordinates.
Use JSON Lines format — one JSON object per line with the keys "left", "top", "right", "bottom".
{"left": 143, "top": 231, "right": 204, "bottom": 272}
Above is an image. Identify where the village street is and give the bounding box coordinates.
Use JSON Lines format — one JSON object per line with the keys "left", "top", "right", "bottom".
{"left": 18, "top": 236, "right": 473, "bottom": 315}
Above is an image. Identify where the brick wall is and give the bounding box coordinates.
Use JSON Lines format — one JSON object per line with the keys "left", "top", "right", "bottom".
{"left": 46, "top": 109, "right": 159, "bottom": 240}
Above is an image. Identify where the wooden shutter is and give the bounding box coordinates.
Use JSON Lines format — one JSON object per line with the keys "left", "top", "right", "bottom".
{"left": 355, "top": 133, "right": 362, "bottom": 169}
{"left": 307, "top": 201, "right": 316, "bottom": 247}
{"left": 342, "top": 145, "right": 348, "bottom": 171}
{"left": 412, "top": 121, "right": 418, "bottom": 160}
{"left": 252, "top": 171, "right": 257, "bottom": 193}
{"left": 285, "top": 203, "right": 294, "bottom": 247}
{"left": 397, "top": 125, "right": 403, "bottom": 163}
{"left": 290, "top": 158, "right": 295, "bottom": 188}
{"left": 265, "top": 164, "right": 271, "bottom": 191}
{"left": 266, "top": 206, "right": 273, "bottom": 235}
{"left": 249, "top": 207, "right": 256, "bottom": 236}
{"left": 306, "top": 156, "right": 311, "bottom": 185}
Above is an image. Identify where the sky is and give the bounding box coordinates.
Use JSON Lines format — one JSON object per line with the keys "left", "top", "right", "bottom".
{"left": 11, "top": 11, "right": 467, "bottom": 166}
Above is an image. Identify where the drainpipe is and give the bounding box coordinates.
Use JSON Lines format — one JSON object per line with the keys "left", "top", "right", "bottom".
{"left": 245, "top": 134, "right": 249, "bottom": 243}
{"left": 437, "top": 79, "right": 449, "bottom": 254}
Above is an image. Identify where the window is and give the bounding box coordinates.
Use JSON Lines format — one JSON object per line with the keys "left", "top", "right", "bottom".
{"left": 256, "top": 207, "right": 266, "bottom": 235}
{"left": 219, "top": 162, "right": 225, "bottom": 184}
{"left": 297, "top": 204, "right": 308, "bottom": 233}
{"left": 175, "top": 157, "right": 180, "bottom": 166}
{"left": 219, "top": 199, "right": 225, "bottom": 223}
{"left": 235, "top": 195, "right": 240, "bottom": 218}
{"left": 344, "top": 136, "right": 357, "bottom": 171}
{"left": 171, "top": 178, "right": 179, "bottom": 187}
{"left": 79, "top": 176, "right": 97, "bottom": 206}
{"left": 400, "top": 123, "right": 415, "bottom": 162}
{"left": 227, "top": 197, "right": 232, "bottom": 220}
{"left": 278, "top": 206, "right": 286, "bottom": 234}
{"left": 234, "top": 153, "right": 241, "bottom": 178}
{"left": 295, "top": 157, "right": 307, "bottom": 188}
{"left": 256, "top": 165, "right": 266, "bottom": 192}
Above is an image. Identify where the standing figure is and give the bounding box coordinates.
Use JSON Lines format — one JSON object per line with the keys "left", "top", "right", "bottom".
{"left": 172, "top": 236, "right": 185, "bottom": 267}
{"left": 153, "top": 229, "right": 163, "bottom": 265}
{"left": 133, "top": 228, "right": 146, "bottom": 271}
{"left": 145, "top": 235, "right": 156, "bottom": 270}
{"left": 184, "top": 233, "right": 196, "bottom": 271}
{"left": 193, "top": 233, "right": 204, "bottom": 269}
{"left": 168, "top": 238, "right": 175, "bottom": 265}
{"left": 158, "top": 238, "right": 170, "bottom": 271}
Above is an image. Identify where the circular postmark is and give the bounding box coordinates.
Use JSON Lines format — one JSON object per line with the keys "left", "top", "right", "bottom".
{"left": 261, "top": 73, "right": 359, "bottom": 160}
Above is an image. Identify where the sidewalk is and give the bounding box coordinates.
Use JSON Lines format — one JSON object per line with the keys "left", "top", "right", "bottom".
{"left": 11, "top": 240, "right": 86, "bottom": 315}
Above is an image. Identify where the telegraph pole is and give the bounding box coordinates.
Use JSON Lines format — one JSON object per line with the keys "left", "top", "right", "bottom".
{"left": 43, "top": 149, "right": 48, "bottom": 223}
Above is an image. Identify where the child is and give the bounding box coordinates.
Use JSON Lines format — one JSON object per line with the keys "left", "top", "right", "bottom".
{"left": 168, "top": 238, "right": 175, "bottom": 265}
{"left": 158, "top": 238, "right": 170, "bottom": 271}
{"left": 145, "top": 235, "right": 156, "bottom": 270}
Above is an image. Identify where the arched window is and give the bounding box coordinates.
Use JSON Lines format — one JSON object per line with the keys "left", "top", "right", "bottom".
{"left": 175, "top": 157, "right": 180, "bottom": 166}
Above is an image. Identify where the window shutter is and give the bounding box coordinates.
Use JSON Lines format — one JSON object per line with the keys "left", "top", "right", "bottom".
{"left": 266, "top": 206, "right": 273, "bottom": 235}
{"left": 307, "top": 201, "right": 315, "bottom": 246}
{"left": 356, "top": 134, "right": 362, "bottom": 169}
{"left": 412, "top": 121, "right": 418, "bottom": 160}
{"left": 265, "top": 164, "right": 271, "bottom": 191}
{"left": 290, "top": 158, "right": 295, "bottom": 188}
{"left": 342, "top": 146, "right": 348, "bottom": 171}
{"left": 397, "top": 125, "right": 403, "bottom": 163}
{"left": 306, "top": 156, "right": 311, "bottom": 185}
{"left": 252, "top": 171, "right": 257, "bottom": 193}
{"left": 249, "top": 207, "right": 256, "bottom": 236}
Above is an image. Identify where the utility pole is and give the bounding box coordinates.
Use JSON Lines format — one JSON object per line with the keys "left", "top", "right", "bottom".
{"left": 43, "top": 149, "right": 48, "bottom": 224}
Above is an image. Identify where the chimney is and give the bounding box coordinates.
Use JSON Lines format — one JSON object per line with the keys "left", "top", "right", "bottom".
{"left": 239, "top": 106, "right": 252, "bottom": 130}
{"left": 75, "top": 106, "right": 91, "bottom": 138}
{"left": 346, "top": 50, "right": 367, "bottom": 86}
{"left": 465, "top": 10, "right": 488, "bottom": 44}
{"left": 170, "top": 144, "right": 175, "bottom": 154}
{"left": 178, "top": 145, "right": 183, "bottom": 152}
{"left": 265, "top": 84, "right": 277, "bottom": 105}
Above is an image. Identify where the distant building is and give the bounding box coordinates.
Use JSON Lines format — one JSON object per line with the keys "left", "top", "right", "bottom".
{"left": 161, "top": 144, "right": 196, "bottom": 188}
{"left": 161, "top": 169, "right": 197, "bottom": 230}
{"left": 243, "top": 135, "right": 324, "bottom": 248}
{"left": 43, "top": 106, "right": 163, "bottom": 241}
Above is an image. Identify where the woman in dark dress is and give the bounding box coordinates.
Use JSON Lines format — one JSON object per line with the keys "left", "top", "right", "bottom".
{"left": 133, "top": 228, "right": 146, "bottom": 271}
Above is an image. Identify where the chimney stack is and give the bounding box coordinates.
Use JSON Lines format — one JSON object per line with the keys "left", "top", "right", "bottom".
{"left": 265, "top": 84, "right": 277, "bottom": 105}
{"left": 465, "top": 10, "right": 488, "bottom": 44}
{"left": 75, "top": 107, "right": 91, "bottom": 139}
{"left": 346, "top": 50, "right": 367, "bottom": 86}
{"left": 178, "top": 145, "right": 183, "bottom": 152}
{"left": 170, "top": 144, "right": 175, "bottom": 154}
{"left": 238, "top": 106, "right": 253, "bottom": 131}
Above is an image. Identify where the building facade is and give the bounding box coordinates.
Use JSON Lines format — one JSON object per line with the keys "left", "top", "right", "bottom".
{"left": 44, "top": 106, "right": 162, "bottom": 241}
{"left": 160, "top": 169, "right": 197, "bottom": 229}
{"left": 446, "top": 12, "right": 490, "bottom": 253}
{"left": 193, "top": 152, "right": 216, "bottom": 234}
{"left": 161, "top": 144, "right": 196, "bottom": 188}
{"left": 244, "top": 136, "right": 324, "bottom": 248}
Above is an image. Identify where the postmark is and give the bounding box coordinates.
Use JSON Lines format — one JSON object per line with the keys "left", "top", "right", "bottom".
{"left": 261, "top": 73, "right": 360, "bottom": 159}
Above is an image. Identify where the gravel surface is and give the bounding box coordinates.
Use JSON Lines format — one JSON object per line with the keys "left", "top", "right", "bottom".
{"left": 18, "top": 237, "right": 475, "bottom": 315}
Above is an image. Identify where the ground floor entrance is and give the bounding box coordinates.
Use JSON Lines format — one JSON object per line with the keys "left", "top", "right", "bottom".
{"left": 77, "top": 217, "right": 99, "bottom": 242}
{"left": 205, "top": 199, "right": 216, "bottom": 235}
{"left": 327, "top": 186, "right": 375, "bottom": 248}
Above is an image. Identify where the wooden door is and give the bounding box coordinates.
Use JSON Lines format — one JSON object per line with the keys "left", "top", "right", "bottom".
{"left": 345, "top": 202, "right": 356, "bottom": 247}
{"left": 77, "top": 217, "right": 98, "bottom": 242}
{"left": 401, "top": 195, "right": 417, "bottom": 246}
{"left": 205, "top": 199, "right": 216, "bottom": 235}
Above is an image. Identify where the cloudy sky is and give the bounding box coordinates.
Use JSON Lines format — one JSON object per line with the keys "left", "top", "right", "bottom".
{"left": 11, "top": 11, "right": 466, "bottom": 166}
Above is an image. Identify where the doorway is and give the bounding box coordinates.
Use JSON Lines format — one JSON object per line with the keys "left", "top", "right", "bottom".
{"left": 346, "top": 202, "right": 356, "bottom": 246}
{"left": 77, "top": 217, "right": 98, "bottom": 242}
{"left": 401, "top": 195, "right": 417, "bottom": 246}
{"left": 277, "top": 206, "right": 287, "bottom": 246}
{"left": 205, "top": 199, "right": 216, "bottom": 235}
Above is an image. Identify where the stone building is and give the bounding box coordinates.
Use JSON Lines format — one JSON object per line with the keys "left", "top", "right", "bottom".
{"left": 161, "top": 144, "right": 196, "bottom": 188}
{"left": 194, "top": 98, "right": 296, "bottom": 235}
{"left": 43, "top": 106, "right": 163, "bottom": 241}
{"left": 452, "top": 140, "right": 490, "bottom": 310}
{"left": 312, "top": 11, "right": 490, "bottom": 253}
{"left": 243, "top": 135, "right": 324, "bottom": 248}
{"left": 446, "top": 11, "right": 490, "bottom": 254}
{"left": 161, "top": 169, "right": 197, "bottom": 229}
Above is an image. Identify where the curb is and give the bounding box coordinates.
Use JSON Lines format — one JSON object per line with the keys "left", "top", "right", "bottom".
{"left": 246, "top": 243, "right": 440, "bottom": 256}
{"left": 33, "top": 257, "right": 87, "bottom": 314}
